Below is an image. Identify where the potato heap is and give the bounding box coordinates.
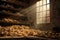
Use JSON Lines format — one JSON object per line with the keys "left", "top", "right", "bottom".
{"left": 0, "top": 25, "right": 41, "bottom": 37}
{"left": 0, "top": 25, "right": 60, "bottom": 38}
{"left": 40, "top": 31, "right": 60, "bottom": 38}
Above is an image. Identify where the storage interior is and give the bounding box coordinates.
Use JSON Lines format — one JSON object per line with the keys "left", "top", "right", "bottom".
{"left": 0, "top": 0, "right": 60, "bottom": 40}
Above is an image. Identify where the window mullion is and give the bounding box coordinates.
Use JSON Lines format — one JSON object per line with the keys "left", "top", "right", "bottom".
{"left": 42, "top": 0, "right": 43, "bottom": 23}
{"left": 46, "top": 0, "right": 47, "bottom": 23}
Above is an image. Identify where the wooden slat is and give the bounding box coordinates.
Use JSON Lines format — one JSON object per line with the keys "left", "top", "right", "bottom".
{"left": 0, "top": 11, "right": 29, "bottom": 21}
{"left": 1, "top": 0, "right": 28, "bottom": 7}
{"left": 0, "top": 5, "right": 20, "bottom": 12}
{"left": 0, "top": 20, "right": 30, "bottom": 26}
{"left": 0, "top": 11, "right": 26, "bottom": 18}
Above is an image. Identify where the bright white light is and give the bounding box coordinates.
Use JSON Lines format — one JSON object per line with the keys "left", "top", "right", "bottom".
{"left": 47, "top": 0, "right": 50, "bottom": 3}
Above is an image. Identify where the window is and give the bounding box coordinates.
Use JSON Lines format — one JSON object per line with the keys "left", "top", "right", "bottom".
{"left": 36, "top": 0, "right": 50, "bottom": 24}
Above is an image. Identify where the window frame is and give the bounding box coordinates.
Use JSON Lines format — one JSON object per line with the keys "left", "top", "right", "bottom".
{"left": 36, "top": 0, "right": 50, "bottom": 24}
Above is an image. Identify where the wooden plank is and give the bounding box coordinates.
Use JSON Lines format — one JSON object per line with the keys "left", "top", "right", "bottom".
{"left": 1, "top": 0, "right": 28, "bottom": 7}
{"left": 0, "top": 5, "right": 21, "bottom": 12}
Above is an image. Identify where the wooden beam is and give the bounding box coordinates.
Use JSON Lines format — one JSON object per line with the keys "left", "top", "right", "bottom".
{"left": 29, "top": 0, "right": 40, "bottom": 5}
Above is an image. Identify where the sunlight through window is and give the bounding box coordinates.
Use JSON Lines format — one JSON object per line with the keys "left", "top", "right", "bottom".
{"left": 36, "top": 0, "right": 50, "bottom": 24}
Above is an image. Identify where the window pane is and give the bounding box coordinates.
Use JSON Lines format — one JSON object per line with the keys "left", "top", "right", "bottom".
{"left": 40, "top": 13, "right": 43, "bottom": 17}
{"left": 40, "top": 7, "right": 43, "bottom": 12}
{"left": 36, "top": 7, "right": 40, "bottom": 12}
{"left": 39, "top": 18, "right": 43, "bottom": 23}
{"left": 36, "top": 1, "right": 40, "bottom": 6}
{"left": 42, "top": 12, "right": 46, "bottom": 17}
{"left": 37, "top": 18, "right": 40, "bottom": 21}
{"left": 47, "top": 0, "right": 50, "bottom": 3}
{"left": 36, "top": 0, "right": 50, "bottom": 24}
{"left": 40, "top": 1, "right": 42, "bottom": 6}
{"left": 43, "top": 0, "right": 46, "bottom": 5}
{"left": 37, "top": 13, "right": 40, "bottom": 17}
{"left": 42, "top": 18, "right": 46, "bottom": 23}
{"left": 37, "top": 14, "right": 40, "bottom": 17}
{"left": 37, "top": 22, "right": 40, "bottom": 24}
{"left": 43, "top": 5, "right": 46, "bottom": 11}
{"left": 37, "top": 18, "right": 43, "bottom": 24}
{"left": 46, "top": 17, "right": 50, "bottom": 23}
{"left": 46, "top": 11, "right": 50, "bottom": 16}
{"left": 37, "top": 19, "right": 40, "bottom": 24}
{"left": 47, "top": 4, "right": 50, "bottom": 10}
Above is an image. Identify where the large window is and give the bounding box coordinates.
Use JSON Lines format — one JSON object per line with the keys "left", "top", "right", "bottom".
{"left": 36, "top": 0, "right": 50, "bottom": 24}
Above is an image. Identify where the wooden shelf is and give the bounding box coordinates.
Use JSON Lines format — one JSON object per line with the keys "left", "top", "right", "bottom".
{"left": 0, "top": 5, "right": 20, "bottom": 12}
{"left": 1, "top": 0, "right": 28, "bottom": 8}
{"left": 0, "top": 20, "right": 30, "bottom": 26}
{"left": 0, "top": 11, "right": 28, "bottom": 21}
{"left": 0, "top": 0, "right": 31, "bottom": 26}
{"left": 0, "top": 11, "right": 24, "bottom": 17}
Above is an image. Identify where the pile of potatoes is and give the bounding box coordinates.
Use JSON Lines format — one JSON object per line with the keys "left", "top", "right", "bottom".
{"left": 0, "top": 25, "right": 42, "bottom": 37}
{"left": 0, "top": 25, "right": 60, "bottom": 38}
{"left": 41, "top": 31, "right": 60, "bottom": 38}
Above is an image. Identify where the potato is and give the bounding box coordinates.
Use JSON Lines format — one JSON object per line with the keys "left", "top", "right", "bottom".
{"left": 0, "top": 25, "right": 43, "bottom": 37}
